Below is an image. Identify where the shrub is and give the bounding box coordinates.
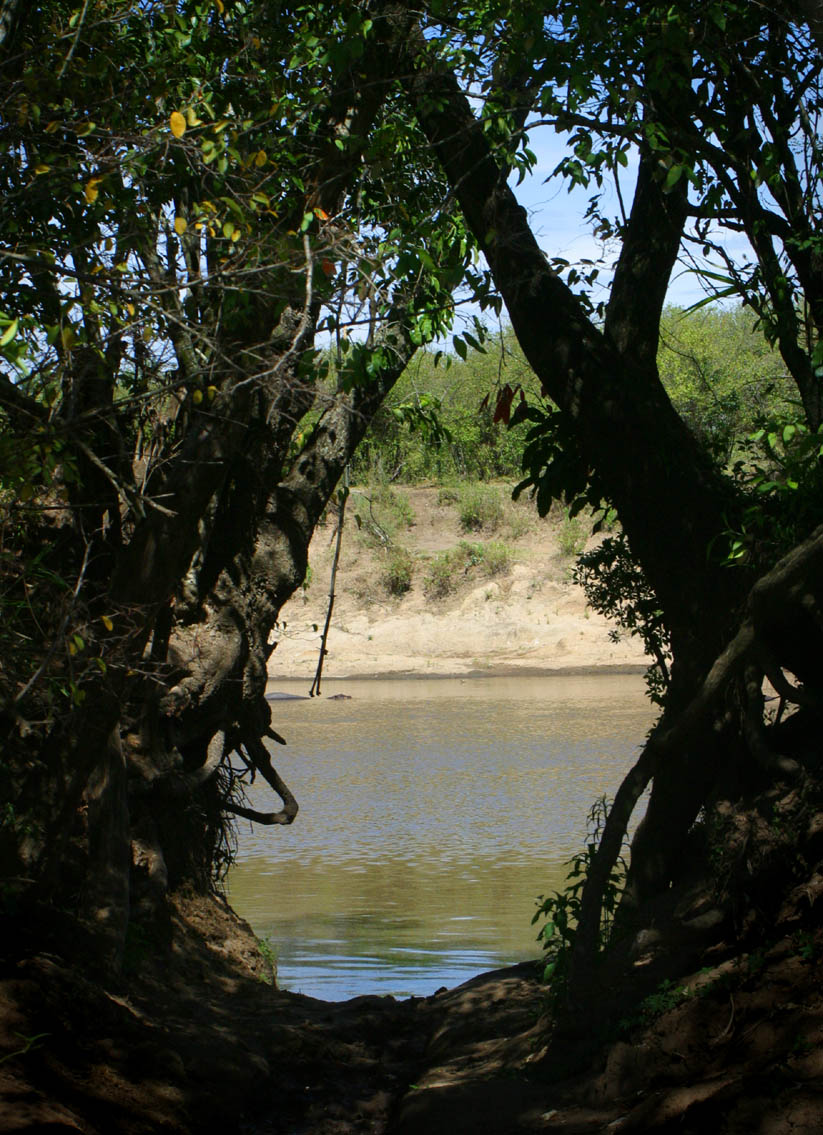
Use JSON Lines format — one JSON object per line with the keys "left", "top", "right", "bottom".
{"left": 422, "top": 538, "right": 513, "bottom": 596}
{"left": 373, "top": 484, "right": 416, "bottom": 529}
{"left": 533, "top": 797, "right": 627, "bottom": 992}
{"left": 353, "top": 485, "right": 415, "bottom": 549}
{"left": 383, "top": 546, "right": 415, "bottom": 595}
{"left": 456, "top": 539, "right": 485, "bottom": 567}
{"left": 557, "top": 508, "right": 587, "bottom": 558}
{"left": 458, "top": 483, "right": 503, "bottom": 532}
{"left": 437, "top": 484, "right": 461, "bottom": 506}
{"left": 505, "top": 505, "right": 533, "bottom": 540}
{"left": 482, "top": 540, "right": 513, "bottom": 577}
{"left": 423, "top": 551, "right": 455, "bottom": 598}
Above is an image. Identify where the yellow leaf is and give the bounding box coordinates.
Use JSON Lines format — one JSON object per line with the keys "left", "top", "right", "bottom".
{"left": 0, "top": 318, "right": 18, "bottom": 346}
{"left": 231, "top": 229, "right": 240, "bottom": 243}
{"left": 68, "top": 641, "right": 77, "bottom": 656}
{"left": 34, "top": 163, "right": 50, "bottom": 175}
{"left": 206, "top": 385, "right": 218, "bottom": 401}
{"left": 215, "top": 0, "right": 225, "bottom": 13}
{"left": 185, "top": 106, "right": 203, "bottom": 127}
{"left": 126, "top": 303, "right": 136, "bottom": 316}
{"left": 254, "top": 149, "right": 268, "bottom": 168}
{"left": 101, "top": 615, "right": 114, "bottom": 631}
{"left": 84, "top": 176, "right": 102, "bottom": 204}
{"left": 44, "top": 120, "right": 59, "bottom": 134}
{"left": 169, "top": 111, "right": 186, "bottom": 138}
{"left": 174, "top": 215, "right": 188, "bottom": 235}
{"left": 192, "top": 389, "right": 204, "bottom": 404}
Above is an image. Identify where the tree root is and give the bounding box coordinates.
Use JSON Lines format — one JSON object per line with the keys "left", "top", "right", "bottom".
{"left": 225, "top": 733, "right": 298, "bottom": 826}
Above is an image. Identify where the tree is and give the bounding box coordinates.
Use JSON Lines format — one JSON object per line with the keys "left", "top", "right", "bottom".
{"left": 4, "top": 3, "right": 822, "bottom": 1057}
{"left": 658, "top": 305, "right": 796, "bottom": 465}
{"left": 0, "top": 1, "right": 478, "bottom": 963}
{"left": 350, "top": 326, "right": 539, "bottom": 483}
{"left": 388, "top": 0, "right": 823, "bottom": 1043}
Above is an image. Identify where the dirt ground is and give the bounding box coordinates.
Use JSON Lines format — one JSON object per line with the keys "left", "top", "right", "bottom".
{"left": 3, "top": 883, "right": 823, "bottom": 1134}
{"left": 270, "top": 486, "right": 648, "bottom": 681}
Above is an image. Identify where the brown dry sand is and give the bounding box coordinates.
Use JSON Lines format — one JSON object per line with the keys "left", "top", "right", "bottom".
{"left": 269, "top": 485, "right": 648, "bottom": 682}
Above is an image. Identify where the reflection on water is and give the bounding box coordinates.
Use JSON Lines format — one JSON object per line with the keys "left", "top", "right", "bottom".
{"left": 226, "top": 675, "right": 655, "bottom": 1000}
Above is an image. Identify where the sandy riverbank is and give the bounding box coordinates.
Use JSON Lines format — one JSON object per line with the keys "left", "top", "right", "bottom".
{"left": 268, "top": 485, "right": 649, "bottom": 683}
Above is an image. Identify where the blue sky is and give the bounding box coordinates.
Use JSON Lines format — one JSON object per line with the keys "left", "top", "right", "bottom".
{"left": 506, "top": 124, "right": 751, "bottom": 313}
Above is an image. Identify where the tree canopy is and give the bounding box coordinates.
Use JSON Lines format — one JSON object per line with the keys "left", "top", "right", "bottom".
{"left": 2, "top": 1, "right": 823, "bottom": 1058}
{"left": 0, "top": 0, "right": 479, "bottom": 959}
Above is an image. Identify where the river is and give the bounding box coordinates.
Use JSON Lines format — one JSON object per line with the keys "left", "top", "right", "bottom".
{"left": 225, "top": 674, "right": 656, "bottom": 1000}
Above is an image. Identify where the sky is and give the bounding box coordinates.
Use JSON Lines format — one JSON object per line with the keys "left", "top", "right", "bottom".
{"left": 502, "top": 123, "right": 752, "bottom": 316}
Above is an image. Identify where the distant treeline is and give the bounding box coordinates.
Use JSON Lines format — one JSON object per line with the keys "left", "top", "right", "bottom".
{"left": 348, "top": 305, "right": 794, "bottom": 484}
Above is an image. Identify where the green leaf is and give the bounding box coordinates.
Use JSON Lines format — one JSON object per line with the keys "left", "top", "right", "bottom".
{"left": 662, "top": 164, "right": 684, "bottom": 190}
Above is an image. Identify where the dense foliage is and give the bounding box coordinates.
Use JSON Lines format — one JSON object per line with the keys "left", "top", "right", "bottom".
{"left": 0, "top": 1, "right": 481, "bottom": 960}
{"left": 353, "top": 304, "right": 801, "bottom": 485}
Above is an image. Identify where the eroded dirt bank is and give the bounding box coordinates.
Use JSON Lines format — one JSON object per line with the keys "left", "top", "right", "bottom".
{"left": 269, "top": 486, "right": 648, "bottom": 682}
{"left": 3, "top": 873, "right": 823, "bottom": 1134}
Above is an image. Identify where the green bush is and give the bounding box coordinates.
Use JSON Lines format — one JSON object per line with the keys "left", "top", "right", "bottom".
{"left": 383, "top": 546, "right": 415, "bottom": 595}
{"left": 482, "top": 540, "right": 513, "bottom": 576}
{"left": 533, "top": 797, "right": 627, "bottom": 991}
{"left": 505, "top": 504, "right": 533, "bottom": 540}
{"left": 458, "top": 483, "right": 503, "bottom": 532}
{"left": 437, "top": 484, "right": 461, "bottom": 506}
{"left": 373, "top": 484, "right": 416, "bottom": 529}
{"left": 353, "top": 485, "right": 415, "bottom": 549}
{"left": 557, "top": 508, "right": 587, "bottom": 558}
{"left": 423, "top": 551, "right": 455, "bottom": 598}
{"left": 423, "top": 543, "right": 479, "bottom": 596}
{"left": 422, "top": 539, "right": 513, "bottom": 596}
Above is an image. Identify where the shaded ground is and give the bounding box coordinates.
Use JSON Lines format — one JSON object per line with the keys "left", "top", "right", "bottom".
{"left": 3, "top": 876, "right": 823, "bottom": 1134}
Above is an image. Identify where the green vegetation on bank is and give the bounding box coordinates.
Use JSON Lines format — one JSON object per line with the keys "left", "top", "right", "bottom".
{"left": 350, "top": 305, "right": 799, "bottom": 491}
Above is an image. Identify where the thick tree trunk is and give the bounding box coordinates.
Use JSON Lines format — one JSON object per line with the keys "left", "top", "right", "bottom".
{"left": 401, "top": 32, "right": 752, "bottom": 927}
{"left": 82, "top": 720, "right": 131, "bottom": 971}
{"left": 402, "top": 44, "right": 743, "bottom": 661}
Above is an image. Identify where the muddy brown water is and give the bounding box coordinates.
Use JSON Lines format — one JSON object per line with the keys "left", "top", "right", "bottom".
{"left": 226, "top": 674, "right": 656, "bottom": 1000}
